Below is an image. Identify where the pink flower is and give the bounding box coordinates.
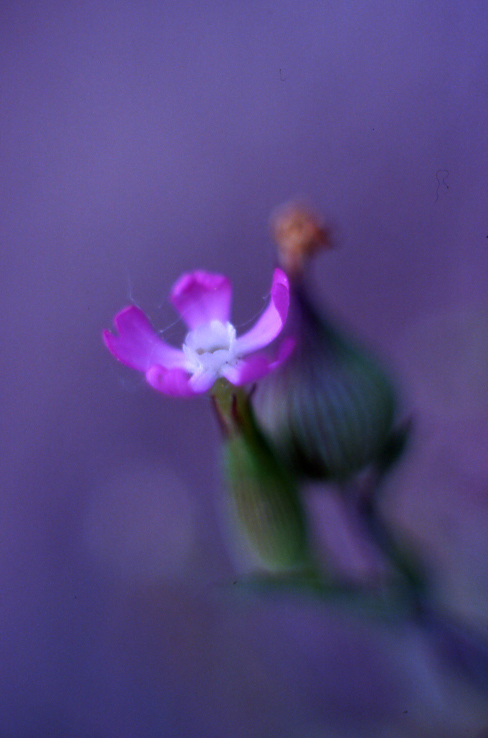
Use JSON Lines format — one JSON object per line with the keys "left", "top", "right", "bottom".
{"left": 103, "top": 268, "right": 294, "bottom": 397}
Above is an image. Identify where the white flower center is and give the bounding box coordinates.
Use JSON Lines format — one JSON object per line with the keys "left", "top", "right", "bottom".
{"left": 182, "top": 320, "right": 238, "bottom": 378}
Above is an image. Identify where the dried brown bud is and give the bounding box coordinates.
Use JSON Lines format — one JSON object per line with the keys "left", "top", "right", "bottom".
{"left": 271, "top": 202, "right": 332, "bottom": 276}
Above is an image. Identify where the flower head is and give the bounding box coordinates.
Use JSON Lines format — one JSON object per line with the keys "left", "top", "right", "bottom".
{"left": 103, "top": 268, "right": 294, "bottom": 397}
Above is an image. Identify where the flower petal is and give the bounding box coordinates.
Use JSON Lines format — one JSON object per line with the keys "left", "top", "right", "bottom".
{"left": 235, "top": 268, "right": 290, "bottom": 355}
{"left": 103, "top": 306, "right": 186, "bottom": 372}
{"left": 145, "top": 366, "right": 199, "bottom": 397}
{"left": 189, "top": 368, "right": 220, "bottom": 393}
{"left": 170, "top": 271, "right": 232, "bottom": 329}
{"left": 222, "top": 337, "right": 296, "bottom": 386}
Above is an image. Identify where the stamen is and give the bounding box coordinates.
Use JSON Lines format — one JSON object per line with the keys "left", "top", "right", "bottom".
{"left": 182, "top": 320, "right": 238, "bottom": 379}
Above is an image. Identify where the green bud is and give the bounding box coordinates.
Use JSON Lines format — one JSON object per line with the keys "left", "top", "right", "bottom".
{"left": 214, "top": 384, "right": 310, "bottom": 572}
{"left": 255, "top": 281, "right": 398, "bottom": 481}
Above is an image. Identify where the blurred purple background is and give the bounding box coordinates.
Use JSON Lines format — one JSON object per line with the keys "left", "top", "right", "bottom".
{"left": 1, "top": 1, "right": 488, "bottom": 735}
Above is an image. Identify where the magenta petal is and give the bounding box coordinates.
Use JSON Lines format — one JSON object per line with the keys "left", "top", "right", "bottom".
{"left": 103, "top": 306, "right": 186, "bottom": 372}
{"left": 235, "top": 268, "right": 290, "bottom": 355}
{"left": 145, "top": 365, "right": 199, "bottom": 397}
{"left": 188, "top": 370, "right": 219, "bottom": 394}
{"left": 170, "top": 271, "right": 232, "bottom": 329}
{"left": 222, "top": 336, "right": 296, "bottom": 386}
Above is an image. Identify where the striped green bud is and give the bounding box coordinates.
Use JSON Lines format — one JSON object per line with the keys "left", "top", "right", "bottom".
{"left": 255, "top": 281, "right": 398, "bottom": 481}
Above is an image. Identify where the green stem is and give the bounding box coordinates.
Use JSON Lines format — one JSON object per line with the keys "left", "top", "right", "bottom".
{"left": 343, "top": 468, "right": 426, "bottom": 607}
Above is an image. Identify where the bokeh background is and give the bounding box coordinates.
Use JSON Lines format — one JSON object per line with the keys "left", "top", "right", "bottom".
{"left": 1, "top": 1, "right": 488, "bottom": 736}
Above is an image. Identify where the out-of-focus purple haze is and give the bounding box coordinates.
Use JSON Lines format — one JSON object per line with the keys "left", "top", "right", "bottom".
{"left": 1, "top": 2, "right": 488, "bottom": 735}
